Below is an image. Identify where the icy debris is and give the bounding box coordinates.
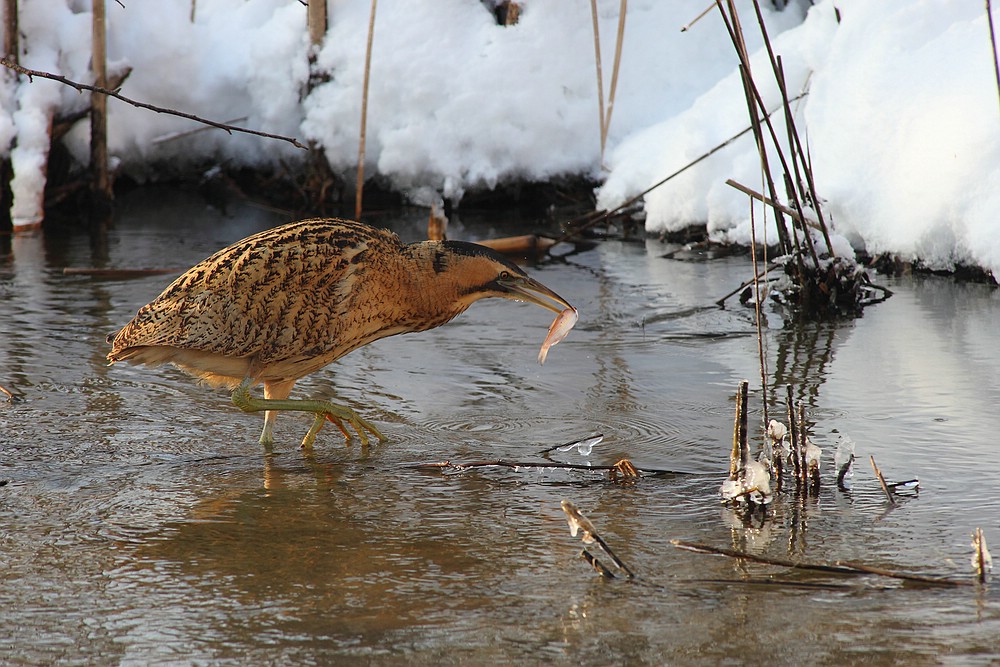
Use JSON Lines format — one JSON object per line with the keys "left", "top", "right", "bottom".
{"left": 720, "top": 460, "right": 773, "bottom": 505}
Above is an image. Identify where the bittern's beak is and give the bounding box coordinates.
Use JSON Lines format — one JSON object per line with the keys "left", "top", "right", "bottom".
{"left": 498, "top": 274, "right": 573, "bottom": 314}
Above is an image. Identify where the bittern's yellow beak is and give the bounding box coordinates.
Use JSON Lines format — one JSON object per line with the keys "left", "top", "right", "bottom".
{"left": 498, "top": 274, "right": 573, "bottom": 314}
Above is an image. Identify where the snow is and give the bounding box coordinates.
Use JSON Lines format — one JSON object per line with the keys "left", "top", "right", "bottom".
{"left": 2, "top": 0, "right": 998, "bottom": 276}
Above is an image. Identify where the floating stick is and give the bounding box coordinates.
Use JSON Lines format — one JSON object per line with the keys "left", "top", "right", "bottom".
{"left": 413, "top": 458, "right": 683, "bottom": 477}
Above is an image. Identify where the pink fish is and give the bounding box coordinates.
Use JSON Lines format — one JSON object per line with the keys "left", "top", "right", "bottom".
{"left": 538, "top": 307, "right": 578, "bottom": 365}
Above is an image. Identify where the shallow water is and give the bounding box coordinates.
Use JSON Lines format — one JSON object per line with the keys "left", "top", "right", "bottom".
{"left": 2, "top": 187, "right": 999, "bottom": 665}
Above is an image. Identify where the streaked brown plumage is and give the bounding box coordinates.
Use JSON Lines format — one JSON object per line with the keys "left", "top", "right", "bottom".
{"left": 107, "top": 218, "right": 573, "bottom": 448}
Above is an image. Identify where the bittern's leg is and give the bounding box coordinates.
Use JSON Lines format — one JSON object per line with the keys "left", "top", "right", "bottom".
{"left": 231, "top": 378, "right": 385, "bottom": 448}
{"left": 260, "top": 379, "right": 297, "bottom": 446}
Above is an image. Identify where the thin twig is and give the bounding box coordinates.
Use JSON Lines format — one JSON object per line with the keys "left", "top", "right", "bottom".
{"left": 0, "top": 59, "right": 307, "bottom": 149}
{"left": 715, "top": 264, "right": 777, "bottom": 305}
{"left": 555, "top": 93, "right": 807, "bottom": 246}
{"left": 680, "top": 3, "right": 715, "bottom": 32}
{"left": 869, "top": 455, "right": 896, "bottom": 506}
{"left": 62, "top": 267, "right": 183, "bottom": 278}
{"left": 0, "top": 383, "right": 14, "bottom": 401}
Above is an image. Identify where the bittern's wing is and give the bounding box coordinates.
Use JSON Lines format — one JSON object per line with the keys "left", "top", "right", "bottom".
{"left": 108, "top": 220, "right": 403, "bottom": 365}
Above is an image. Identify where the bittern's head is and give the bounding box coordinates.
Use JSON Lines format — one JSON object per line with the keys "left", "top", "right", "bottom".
{"left": 425, "top": 240, "right": 573, "bottom": 316}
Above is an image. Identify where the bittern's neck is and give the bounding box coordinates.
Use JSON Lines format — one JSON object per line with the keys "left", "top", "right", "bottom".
{"left": 402, "top": 241, "right": 484, "bottom": 328}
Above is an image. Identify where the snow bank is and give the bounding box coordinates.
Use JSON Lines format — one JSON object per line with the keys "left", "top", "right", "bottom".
{"left": 2, "top": 0, "right": 997, "bottom": 276}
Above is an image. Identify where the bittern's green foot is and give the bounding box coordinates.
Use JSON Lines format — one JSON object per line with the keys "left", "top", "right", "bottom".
{"left": 231, "top": 380, "right": 386, "bottom": 448}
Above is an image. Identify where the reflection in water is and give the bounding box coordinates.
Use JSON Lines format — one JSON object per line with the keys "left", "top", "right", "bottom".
{"left": 2, "top": 189, "right": 1000, "bottom": 664}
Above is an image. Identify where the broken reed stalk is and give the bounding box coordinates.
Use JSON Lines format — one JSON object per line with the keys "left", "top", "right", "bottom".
{"left": 798, "top": 404, "right": 808, "bottom": 490}
{"left": 716, "top": 0, "right": 793, "bottom": 257}
{"left": 307, "top": 0, "right": 327, "bottom": 48}
{"left": 869, "top": 455, "right": 896, "bottom": 506}
{"left": 355, "top": 0, "right": 378, "bottom": 221}
{"left": 749, "top": 0, "right": 833, "bottom": 255}
{"left": 717, "top": 0, "right": 841, "bottom": 274}
{"left": 589, "top": 0, "right": 606, "bottom": 161}
{"left": 90, "top": 0, "right": 112, "bottom": 210}
{"left": 603, "top": 0, "right": 627, "bottom": 160}
{"left": 786, "top": 385, "right": 800, "bottom": 481}
{"left": 987, "top": 0, "right": 1000, "bottom": 118}
{"left": 0, "top": 59, "right": 306, "bottom": 149}
{"left": 589, "top": 0, "right": 627, "bottom": 164}
{"left": 972, "top": 527, "right": 991, "bottom": 583}
{"left": 0, "top": 383, "right": 14, "bottom": 401}
{"left": 3, "top": 0, "right": 17, "bottom": 61}
{"left": 729, "top": 380, "right": 749, "bottom": 478}
{"left": 725, "top": 179, "right": 822, "bottom": 230}
{"left": 747, "top": 190, "right": 769, "bottom": 427}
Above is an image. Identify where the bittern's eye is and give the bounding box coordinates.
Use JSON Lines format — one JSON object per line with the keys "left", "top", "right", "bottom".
{"left": 499, "top": 270, "right": 512, "bottom": 280}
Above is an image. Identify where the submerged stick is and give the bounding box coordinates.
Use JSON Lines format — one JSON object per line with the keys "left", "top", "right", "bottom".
{"left": 673, "top": 540, "right": 859, "bottom": 575}
{"left": 673, "top": 540, "right": 973, "bottom": 587}
{"left": 833, "top": 561, "right": 972, "bottom": 587}
{"left": 581, "top": 549, "right": 617, "bottom": 579}
{"left": 561, "top": 500, "right": 635, "bottom": 578}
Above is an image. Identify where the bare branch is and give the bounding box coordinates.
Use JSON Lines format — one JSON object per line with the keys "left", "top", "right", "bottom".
{"left": 0, "top": 58, "right": 308, "bottom": 150}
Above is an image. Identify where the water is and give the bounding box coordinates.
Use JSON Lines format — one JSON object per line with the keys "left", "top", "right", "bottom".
{"left": 2, "top": 186, "right": 999, "bottom": 665}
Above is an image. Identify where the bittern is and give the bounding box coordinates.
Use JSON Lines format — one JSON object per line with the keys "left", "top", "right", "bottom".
{"left": 107, "top": 218, "right": 573, "bottom": 448}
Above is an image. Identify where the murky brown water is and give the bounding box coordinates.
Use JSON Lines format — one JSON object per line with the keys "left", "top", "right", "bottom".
{"left": 2, "top": 186, "right": 999, "bottom": 665}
